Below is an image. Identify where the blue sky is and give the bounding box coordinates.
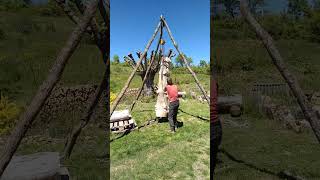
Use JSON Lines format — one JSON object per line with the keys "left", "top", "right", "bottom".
{"left": 110, "top": 0, "right": 210, "bottom": 65}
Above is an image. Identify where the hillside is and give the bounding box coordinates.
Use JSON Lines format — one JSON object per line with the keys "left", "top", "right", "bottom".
{"left": 0, "top": 10, "right": 107, "bottom": 179}
{"left": 212, "top": 17, "right": 320, "bottom": 179}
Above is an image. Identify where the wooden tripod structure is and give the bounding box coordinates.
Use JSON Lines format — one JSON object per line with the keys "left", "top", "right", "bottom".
{"left": 0, "top": 0, "right": 110, "bottom": 177}
{"left": 110, "top": 15, "right": 210, "bottom": 116}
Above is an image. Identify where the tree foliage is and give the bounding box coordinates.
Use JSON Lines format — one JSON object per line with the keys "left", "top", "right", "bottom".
{"left": 174, "top": 54, "right": 193, "bottom": 67}
{"left": 199, "top": 60, "right": 208, "bottom": 67}
{"left": 113, "top": 55, "right": 120, "bottom": 64}
{"left": 216, "top": 0, "right": 239, "bottom": 17}
{"left": 216, "top": 0, "right": 265, "bottom": 17}
{"left": 288, "top": 0, "right": 310, "bottom": 19}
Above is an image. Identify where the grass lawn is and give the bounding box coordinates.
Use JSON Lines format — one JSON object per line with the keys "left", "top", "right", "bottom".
{"left": 110, "top": 63, "right": 210, "bottom": 179}
{"left": 214, "top": 114, "right": 320, "bottom": 180}
{"left": 110, "top": 99, "right": 210, "bottom": 180}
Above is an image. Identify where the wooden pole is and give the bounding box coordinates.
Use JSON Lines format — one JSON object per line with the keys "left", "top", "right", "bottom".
{"left": 240, "top": 0, "right": 320, "bottom": 143}
{"left": 0, "top": 0, "right": 99, "bottom": 176}
{"left": 110, "top": 20, "right": 162, "bottom": 116}
{"left": 130, "top": 22, "right": 164, "bottom": 112}
{"left": 161, "top": 17, "right": 210, "bottom": 105}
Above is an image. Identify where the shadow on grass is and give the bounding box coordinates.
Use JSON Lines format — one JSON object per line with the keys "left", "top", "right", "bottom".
{"left": 178, "top": 108, "right": 209, "bottom": 121}
{"left": 219, "top": 148, "right": 306, "bottom": 180}
{"left": 110, "top": 129, "right": 132, "bottom": 143}
{"left": 110, "top": 118, "right": 158, "bottom": 143}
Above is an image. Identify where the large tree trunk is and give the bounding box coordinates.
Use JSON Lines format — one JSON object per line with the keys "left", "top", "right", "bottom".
{"left": 155, "top": 57, "right": 171, "bottom": 118}
{"left": 240, "top": 0, "right": 320, "bottom": 143}
{"left": 139, "top": 73, "right": 155, "bottom": 96}
{"left": 0, "top": 0, "right": 99, "bottom": 176}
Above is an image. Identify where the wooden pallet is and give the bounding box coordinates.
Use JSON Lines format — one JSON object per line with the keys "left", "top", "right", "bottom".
{"left": 110, "top": 118, "right": 136, "bottom": 133}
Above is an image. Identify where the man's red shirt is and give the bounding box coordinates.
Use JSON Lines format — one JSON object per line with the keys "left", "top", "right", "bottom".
{"left": 166, "top": 85, "right": 179, "bottom": 102}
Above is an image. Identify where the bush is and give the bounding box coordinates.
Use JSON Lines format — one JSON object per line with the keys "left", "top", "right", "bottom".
{"left": 110, "top": 92, "right": 117, "bottom": 104}
{"left": 37, "top": 0, "right": 64, "bottom": 16}
{"left": 0, "top": 0, "right": 27, "bottom": 11}
{"left": 308, "top": 12, "right": 320, "bottom": 42}
{"left": 15, "top": 18, "right": 41, "bottom": 35}
{"left": 214, "top": 15, "right": 310, "bottom": 40}
{"left": 0, "top": 57, "right": 23, "bottom": 98}
{"left": 0, "top": 95, "right": 20, "bottom": 135}
{"left": 0, "top": 28, "right": 5, "bottom": 40}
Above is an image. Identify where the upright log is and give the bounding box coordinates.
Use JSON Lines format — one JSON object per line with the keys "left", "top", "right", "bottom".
{"left": 161, "top": 17, "right": 210, "bottom": 105}
{"left": 155, "top": 56, "right": 171, "bottom": 117}
{"left": 110, "top": 20, "right": 162, "bottom": 116}
{"left": 240, "top": 0, "right": 320, "bottom": 143}
{"left": 0, "top": 0, "right": 99, "bottom": 176}
{"left": 130, "top": 22, "right": 164, "bottom": 112}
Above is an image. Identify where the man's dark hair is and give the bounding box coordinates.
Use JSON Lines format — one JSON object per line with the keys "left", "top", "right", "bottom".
{"left": 167, "top": 78, "right": 173, "bottom": 85}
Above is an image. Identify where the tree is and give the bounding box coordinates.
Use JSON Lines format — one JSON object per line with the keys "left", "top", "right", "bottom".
{"left": 199, "top": 60, "right": 208, "bottom": 67}
{"left": 313, "top": 0, "right": 320, "bottom": 11}
{"left": 216, "top": 0, "right": 239, "bottom": 18}
{"left": 125, "top": 50, "right": 174, "bottom": 96}
{"left": 248, "top": 0, "right": 265, "bottom": 14}
{"left": 113, "top": 54, "right": 119, "bottom": 64}
{"left": 175, "top": 53, "right": 192, "bottom": 67}
{"left": 287, "top": 0, "right": 310, "bottom": 19}
{"left": 216, "top": 0, "right": 265, "bottom": 17}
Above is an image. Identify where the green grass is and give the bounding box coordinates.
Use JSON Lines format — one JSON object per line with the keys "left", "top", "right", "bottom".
{"left": 110, "top": 100, "right": 210, "bottom": 180}
{"left": 110, "top": 62, "right": 210, "bottom": 179}
{"left": 0, "top": 10, "right": 107, "bottom": 179}
{"left": 0, "top": 11, "right": 104, "bottom": 105}
{"left": 213, "top": 39, "right": 320, "bottom": 95}
{"left": 215, "top": 114, "right": 320, "bottom": 180}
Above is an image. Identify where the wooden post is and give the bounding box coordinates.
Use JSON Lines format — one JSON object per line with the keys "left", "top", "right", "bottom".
{"left": 240, "top": 0, "right": 320, "bottom": 143}
{"left": 130, "top": 22, "right": 164, "bottom": 112}
{"left": 0, "top": 0, "right": 99, "bottom": 176}
{"left": 161, "top": 17, "right": 210, "bottom": 105}
{"left": 110, "top": 20, "right": 162, "bottom": 116}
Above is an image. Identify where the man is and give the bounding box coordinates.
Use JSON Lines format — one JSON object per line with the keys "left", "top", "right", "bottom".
{"left": 165, "top": 78, "right": 179, "bottom": 133}
{"left": 211, "top": 75, "right": 222, "bottom": 176}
